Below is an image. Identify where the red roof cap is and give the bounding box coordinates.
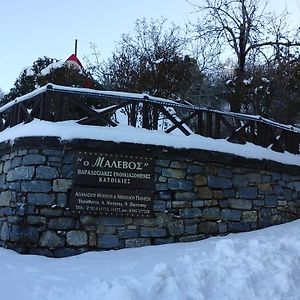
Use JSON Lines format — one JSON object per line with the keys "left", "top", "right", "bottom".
{"left": 65, "top": 54, "right": 83, "bottom": 68}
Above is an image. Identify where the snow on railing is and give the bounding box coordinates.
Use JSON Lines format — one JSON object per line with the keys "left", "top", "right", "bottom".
{"left": 0, "top": 83, "right": 299, "bottom": 154}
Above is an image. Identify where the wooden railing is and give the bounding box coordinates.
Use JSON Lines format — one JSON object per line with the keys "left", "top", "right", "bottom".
{"left": 0, "top": 83, "right": 299, "bottom": 154}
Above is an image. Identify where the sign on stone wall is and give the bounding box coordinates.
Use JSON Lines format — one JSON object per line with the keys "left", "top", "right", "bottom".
{"left": 70, "top": 151, "right": 154, "bottom": 217}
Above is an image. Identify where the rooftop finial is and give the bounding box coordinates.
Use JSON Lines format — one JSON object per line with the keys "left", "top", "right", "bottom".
{"left": 75, "top": 39, "right": 78, "bottom": 56}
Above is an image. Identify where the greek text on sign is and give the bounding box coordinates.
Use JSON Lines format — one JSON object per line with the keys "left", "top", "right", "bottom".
{"left": 70, "top": 186, "right": 153, "bottom": 218}
{"left": 73, "top": 152, "right": 154, "bottom": 189}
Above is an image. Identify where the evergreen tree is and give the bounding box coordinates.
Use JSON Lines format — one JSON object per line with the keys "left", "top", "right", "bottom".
{"left": 2, "top": 56, "right": 100, "bottom": 105}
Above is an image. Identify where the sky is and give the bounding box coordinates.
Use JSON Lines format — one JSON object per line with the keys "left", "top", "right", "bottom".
{"left": 1, "top": 0, "right": 300, "bottom": 93}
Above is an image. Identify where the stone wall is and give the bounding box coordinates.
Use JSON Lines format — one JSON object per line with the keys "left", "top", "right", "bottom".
{"left": 0, "top": 137, "right": 299, "bottom": 257}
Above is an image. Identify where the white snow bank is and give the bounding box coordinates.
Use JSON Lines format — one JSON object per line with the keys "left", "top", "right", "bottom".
{"left": 0, "top": 119, "right": 299, "bottom": 167}
{"left": 1, "top": 220, "right": 300, "bottom": 300}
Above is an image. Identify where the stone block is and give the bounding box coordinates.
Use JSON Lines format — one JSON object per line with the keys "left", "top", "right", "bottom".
{"left": 0, "top": 207, "right": 13, "bottom": 216}
{"left": 7, "top": 216, "right": 23, "bottom": 224}
{"left": 66, "top": 231, "right": 88, "bottom": 246}
{"left": 0, "top": 191, "right": 15, "bottom": 206}
{"left": 39, "top": 230, "right": 65, "bottom": 248}
{"left": 179, "top": 208, "right": 202, "bottom": 218}
{"left": 153, "top": 200, "right": 166, "bottom": 212}
{"left": 202, "top": 208, "right": 221, "bottom": 220}
{"left": 63, "top": 153, "right": 74, "bottom": 164}
{"left": 242, "top": 211, "right": 257, "bottom": 222}
{"left": 212, "top": 190, "right": 224, "bottom": 199}
{"left": 194, "top": 175, "right": 207, "bottom": 186}
{"left": 167, "top": 179, "right": 193, "bottom": 191}
{"left": 155, "top": 183, "right": 168, "bottom": 191}
{"left": 23, "top": 154, "right": 46, "bottom": 165}
{"left": 80, "top": 216, "right": 97, "bottom": 225}
{"left": 162, "top": 168, "right": 186, "bottom": 179}
{"left": 207, "top": 176, "right": 232, "bottom": 189}
{"left": 0, "top": 222, "right": 9, "bottom": 241}
{"left": 0, "top": 174, "right": 5, "bottom": 189}
{"left": 42, "top": 150, "right": 63, "bottom": 156}
{"left": 141, "top": 227, "right": 167, "bottom": 237}
{"left": 192, "top": 200, "right": 205, "bottom": 207}
{"left": 283, "top": 174, "right": 291, "bottom": 182}
{"left": 89, "top": 232, "right": 97, "bottom": 247}
{"left": 170, "top": 161, "right": 187, "bottom": 169}
{"left": 10, "top": 225, "right": 39, "bottom": 243}
{"left": 21, "top": 181, "right": 52, "bottom": 193}
{"left": 204, "top": 199, "right": 218, "bottom": 206}
{"left": 218, "top": 168, "right": 232, "bottom": 178}
{"left": 228, "top": 222, "right": 251, "bottom": 232}
{"left": 262, "top": 175, "right": 271, "bottom": 183}
{"left": 118, "top": 229, "right": 139, "bottom": 239}
{"left": 61, "top": 164, "right": 73, "bottom": 178}
{"left": 197, "top": 187, "right": 212, "bottom": 199}
{"left": 40, "top": 208, "right": 63, "bottom": 217}
{"left": 221, "top": 209, "right": 241, "bottom": 221}
{"left": 54, "top": 248, "right": 79, "bottom": 258}
{"left": 17, "top": 149, "right": 28, "bottom": 156}
{"left": 3, "top": 160, "right": 11, "bottom": 173}
{"left": 253, "top": 199, "right": 265, "bottom": 207}
{"left": 185, "top": 225, "right": 198, "bottom": 234}
{"left": 260, "top": 208, "right": 272, "bottom": 218}
{"left": 36, "top": 166, "right": 59, "bottom": 179}
{"left": 238, "top": 187, "right": 257, "bottom": 199}
{"left": 11, "top": 157, "right": 21, "bottom": 168}
{"left": 172, "top": 201, "right": 191, "bottom": 208}
{"left": 154, "top": 237, "right": 175, "bottom": 245}
{"left": 125, "top": 238, "right": 151, "bottom": 248}
{"left": 199, "top": 221, "right": 218, "bottom": 234}
{"left": 98, "top": 234, "right": 120, "bottom": 248}
{"left": 98, "top": 217, "right": 125, "bottom": 226}
{"left": 258, "top": 183, "right": 273, "bottom": 193}
{"left": 168, "top": 220, "right": 184, "bottom": 236}
{"left": 283, "top": 189, "right": 293, "bottom": 201}
{"left": 180, "top": 234, "right": 206, "bottom": 242}
{"left": 265, "top": 196, "right": 278, "bottom": 207}
{"left": 8, "top": 182, "right": 20, "bottom": 191}
{"left": 56, "top": 193, "right": 67, "bottom": 207}
{"left": 224, "top": 189, "right": 236, "bottom": 198}
{"left": 7, "top": 166, "right": 35, "bottom": 181}
{"left": 272, "top": 172, "right": 281, "bottom": 181}
{"left": 232, "top": 175, "right": 248, "bottom": 187}
{"left": 174, "top": 192, "right": 196, "bottom": 201}
{"left": 187, "top": 164, "right": 203, "bottom": 174}
{"left": 28, "top": 193, "right": 55, "bottom": 206}
{"left": 157, "top": 191, "right": 173, "bottom": 200}
{"left": 218, "top": 222, "right": 228, "bottom": 234}
{"left": 26, "top": 216, "right": 47, "bottom": 225}
{"left": 53, "top": 179, "right": 72, "bottom": 192}
{"left": 48, "top": 218, "right": 75, "bottom": 230}
{"left": 247, "top": 173, "right": 261, "bottom": 183}
{"left": 96, "top": 225, "right": 116, "bottom": 235}
{"left": 273, "top": 186, "right": 284, "bottom": 195}
{"left": 155, "top": 159, "right": 170, "bottom": 167}
{"left": 229, "top": 199, "right": 252, "bottom": 210}
{"left": 48, "top": 156, "right": 62, "bottom": 162}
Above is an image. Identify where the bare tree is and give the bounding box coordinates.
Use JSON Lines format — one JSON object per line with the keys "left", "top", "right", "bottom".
{"left": 190, "top": 0, "right": 300, "bottom": 112}
{"left": 86, "top": 18, "right": 203, "bottom": 100}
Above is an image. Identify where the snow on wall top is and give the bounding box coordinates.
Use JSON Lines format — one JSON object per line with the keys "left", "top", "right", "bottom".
{"left": 0, "top": 119, "right": 299, "bottom": 167}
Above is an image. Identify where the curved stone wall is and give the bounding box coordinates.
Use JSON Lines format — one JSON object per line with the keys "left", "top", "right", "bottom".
{"left": 0, "top": 137, "right": 299, "bottom": 257}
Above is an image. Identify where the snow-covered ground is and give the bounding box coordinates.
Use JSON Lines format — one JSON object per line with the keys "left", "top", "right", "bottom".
{"left": 1, "top": 220, "right": 300, "bottom": 300}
